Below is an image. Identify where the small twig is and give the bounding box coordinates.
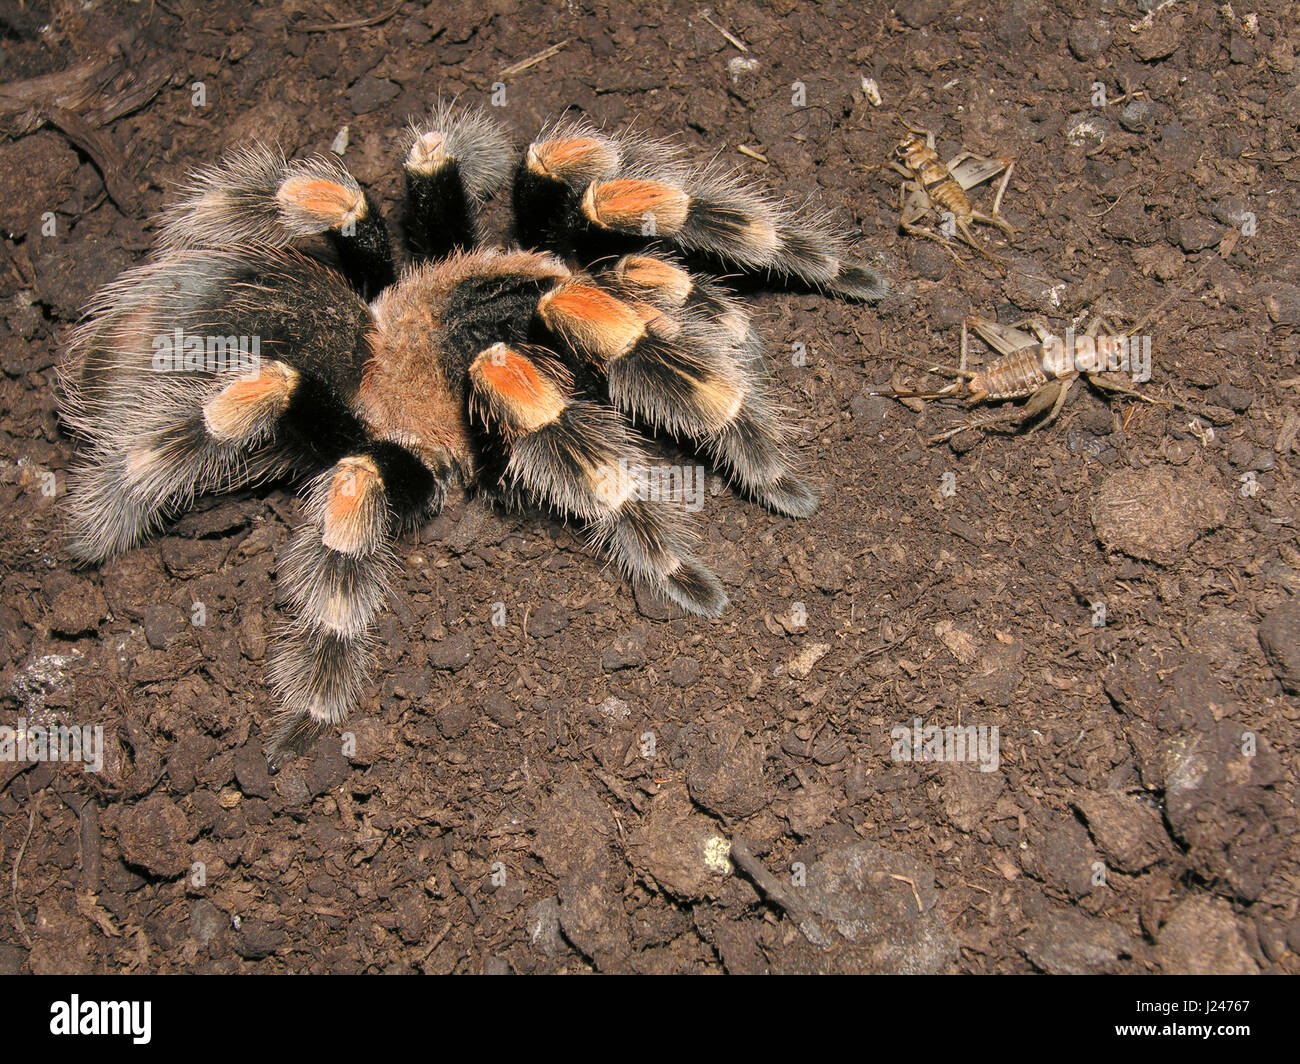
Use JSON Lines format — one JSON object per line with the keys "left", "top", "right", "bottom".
{"left": 737, "top": 144, "right": 768, "bottom": 164}
{"left": 0, "top": 52, "right": 171, "bottom": 137}
{"left": 499, "top": 39, "right": 571, "bottom": 78}
{"left": 699, "top": 11, "right": 748, "bottom": 52}
{"left": 449, "top": 873, "right": 482, "bottom": 919}
{"left": 39, "top": 105, "right": 137, "bottom": 211}
{"left": 12, "top": 787, "right": 40, "bottom": 948}
{"left": 729, "top": 836, "right": 830, "bottom": 947}
{"left": 421, "top": 920, "right": 452, "bottom": 961}
{"left": 299, "top": 0, "right": 404, "bottom": 33}
{"left": 1087, "top": 181, "right": 1138, "bottom": 218}
{"left": 887, "top": 873, "right": 924, "bottom": 913}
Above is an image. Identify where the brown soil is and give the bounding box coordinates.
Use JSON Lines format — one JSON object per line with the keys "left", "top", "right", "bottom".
{"left": 1, "top": 0, "right": 1297, "bottom": 974}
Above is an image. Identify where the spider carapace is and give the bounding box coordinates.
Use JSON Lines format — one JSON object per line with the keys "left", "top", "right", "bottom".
{"left": 58, "top": 105, "right": 888, "bottom": 757}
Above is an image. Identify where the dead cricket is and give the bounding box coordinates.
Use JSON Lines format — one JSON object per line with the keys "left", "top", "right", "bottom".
{"left": 879, "top": 311, "right": 1222, "bottom": 446}
{"left": 888, "top": 122, "right": 1017, "bottom": 272}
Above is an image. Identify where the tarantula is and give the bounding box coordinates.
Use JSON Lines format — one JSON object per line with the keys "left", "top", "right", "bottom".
{"left": 59, "top": 105, "right": 887, "bottom": 756}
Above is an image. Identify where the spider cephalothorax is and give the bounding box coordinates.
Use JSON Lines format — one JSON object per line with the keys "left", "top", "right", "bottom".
{"left": 59, "top": 104, "right": 887, "bottom": 757}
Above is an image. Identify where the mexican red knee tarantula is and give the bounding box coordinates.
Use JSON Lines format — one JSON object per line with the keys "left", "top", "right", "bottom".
{"left": 59, "top": 105, "right": 887, "bottom": 757}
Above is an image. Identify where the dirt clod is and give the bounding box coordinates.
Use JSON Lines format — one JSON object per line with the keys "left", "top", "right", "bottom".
{"left": 1090, "top": 465, "right": 1228, "bottom": 564}
{"left": 1017, "top": 889, "right": 1136, "bottom": 975}
{"left": 1155, "top": 895, "right": 1259, "bottom": 975}
{"left": 116, "top": 796, "right": 195, "bottom": 879}
{"left": 1072, "top": 791, "right": 1173, "bottom": 873}
{"left": 773, "top": 841, "right": 958, "bottom": 974}
{"left": 683, "top": 720, "right": 772, "bottom": 819}
{"left": 1258, "top": 599, "right": 1300, "bottom": 693}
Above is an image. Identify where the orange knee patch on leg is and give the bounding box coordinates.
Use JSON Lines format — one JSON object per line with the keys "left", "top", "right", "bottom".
{"left": 691, "top": 376, "right": 747, "bottom": 431}
{"left": 738, "top": 215, "right": 781, "bottom": 257}
{"left": 470, "top": 344, "right": 567, "bottom": 434}
{"left": 526, "top": 137, "right": 618, "bottom": 184}
{"left": 322, "top": 456, "right": 384, "bottom": 555}
{"left": 277, "top": 176, "right": 367, "bottom": 229}
{"left": 582, "top": 180, "right": 691, "bottom": 234}
{"left": 538, "top": 284, "right": 646, "bottom": 363}
{"left": 588, "top": 458, "right": 636, "bottom": 510}
{"left": 203, "top": 363, "right": 299, "bottom": 442}
{"left": 614, "top": 255, "right": 694, "bottom": 306}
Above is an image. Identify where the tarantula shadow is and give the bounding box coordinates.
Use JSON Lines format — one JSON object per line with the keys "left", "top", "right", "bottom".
{"left": 58, "top": 105, "right": 888, "bottom": 759}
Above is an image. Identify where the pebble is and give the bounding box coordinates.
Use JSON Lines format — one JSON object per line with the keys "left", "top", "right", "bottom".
{"left": 787, "top": 641, "right": 830, "bottom": 680}
{"left": 597, "top": 695, "right": 630, "bottom": 721}
{"left": 435, "top": 701, "right": 475, "bottom": 739}
{"left": 909, "top": 241, "right": 951, "bottom": 281}
{"left": 1261, "top": 283, "right": 1300, "bottom": 326}
{"left": 1169, "top": 216, "right": 1220, "bottom": 253}
{"left": 1064, "top": 112, "right": 1110, "bottom": 149}
{"left": 1211, "top": 196, "right": 1253, "bottom": 228}
{"left": 727, "top": 56, "right": 760, "bottom": 83}
{"left": 1118, "top": 97, "right": 1156, "bottom": 133}
{"left": 348, "top": 75, "right": 399, "bottom": 114}
{"left": 143, "top": 604, "right": 189, "bottom": 650}
{"left": 189, "top": 899, "right": 227, "bottom": 948}
{"left": 1067, "top": 18, "right": 1111, "bottom": 61}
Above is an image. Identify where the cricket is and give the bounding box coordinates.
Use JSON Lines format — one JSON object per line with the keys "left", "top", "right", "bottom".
{"left": 888, "top": 121, "right": 1017, "bottom": 271}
